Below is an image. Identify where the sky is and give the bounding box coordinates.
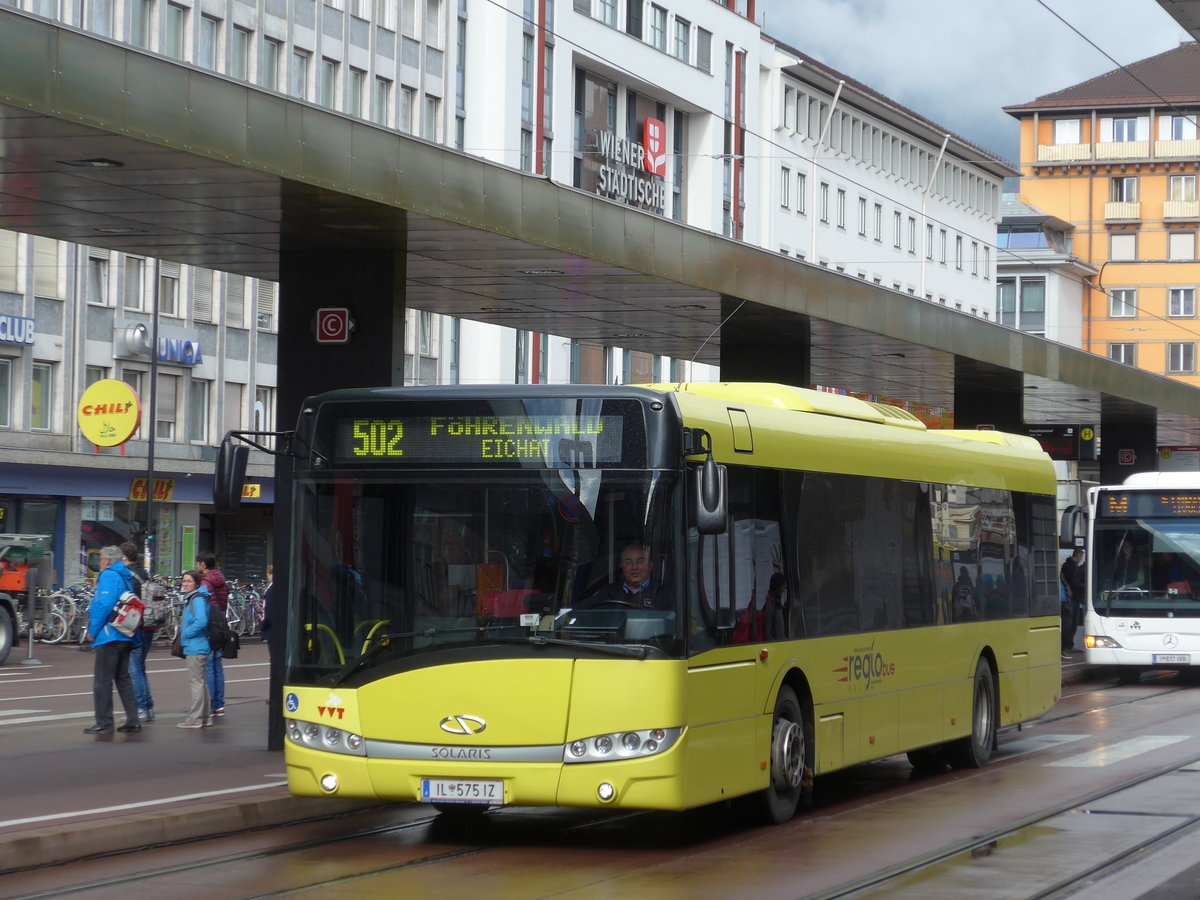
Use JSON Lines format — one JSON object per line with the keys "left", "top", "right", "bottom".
{"left": 755, "top": 0, "right": 1191, "bottom": 165}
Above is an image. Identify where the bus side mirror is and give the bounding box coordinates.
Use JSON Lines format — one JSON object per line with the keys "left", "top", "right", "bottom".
{"left": 214, "top": 440, "right": 249, "bottom": 514}
{"left": 694, "top": 455, "right": 728, "bottom": 535}
{"left": 1060, "top": 504, "right": 1086, "bottom": 549}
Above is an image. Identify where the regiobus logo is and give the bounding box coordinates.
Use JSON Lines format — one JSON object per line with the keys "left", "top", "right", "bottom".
{"left": 834, "top": 643, "right": 895, "bottom": 689}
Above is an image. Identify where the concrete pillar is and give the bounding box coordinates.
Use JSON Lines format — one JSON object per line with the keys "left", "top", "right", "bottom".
{"left": 953, "top": 358, "right": 1023, "bottom": 432}
{"left": 718, "top": 297, "right": 811, "bottom": 388}
{"left": 267, "top": 242, "right": 407, "bottom": 749}
{"left": 1098, "top": 406, "right": 1158, "bottom": 486}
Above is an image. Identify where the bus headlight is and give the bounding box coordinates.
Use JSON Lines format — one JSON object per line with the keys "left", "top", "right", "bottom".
{"left": 285, "top": 718, "right": 367, "bottom": 756}
{"left": 563, "top": 727, "right": 683, "bottom": 763}
{"left": 1086, "top": 635, "right": 1122, "bottom": 649}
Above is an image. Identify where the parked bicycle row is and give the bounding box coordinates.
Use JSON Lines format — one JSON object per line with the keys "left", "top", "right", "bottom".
{"left": 17, "top": 575, "right": 268, "bottom": 645}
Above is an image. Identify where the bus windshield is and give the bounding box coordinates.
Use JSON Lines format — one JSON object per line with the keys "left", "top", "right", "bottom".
{"left": 1092, "top": 518, "right": 1200, "bottom": 617}
{"left": 287, "top": 467, "right": 683, "bottom": 685}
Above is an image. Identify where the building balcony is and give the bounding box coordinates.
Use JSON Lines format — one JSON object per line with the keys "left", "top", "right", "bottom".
{"left": 1164, "top": 200, "right": 1200, "bottom": 220}
{"left": 1105, "top": 201, "right": 1141, "bottom": 220}
{"left": 1155, "top": 138, "right": 1200, "bottom": 158}
{"left": 1036, "top": 143, "right": 1091, "bottom": 162}
{"left": 1095, "top": 140, "right": 1150, "bottom": 160}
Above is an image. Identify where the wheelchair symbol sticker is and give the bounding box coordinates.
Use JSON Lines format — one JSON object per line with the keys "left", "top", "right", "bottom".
{"left": 286, "top": 692, "right": 300, "bottom": 712}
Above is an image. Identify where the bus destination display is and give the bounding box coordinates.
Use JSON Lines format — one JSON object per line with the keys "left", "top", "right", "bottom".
{"left": 333, "top": 414, "right": 626, "bottom": 466}
{"left": 1100, "top": 491, "right": 1200, "bottom": 518}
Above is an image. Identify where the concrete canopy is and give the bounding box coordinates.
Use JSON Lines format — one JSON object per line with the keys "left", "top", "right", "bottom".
{"left": 3, "top": 11, "right": 1199, "bottom": 442}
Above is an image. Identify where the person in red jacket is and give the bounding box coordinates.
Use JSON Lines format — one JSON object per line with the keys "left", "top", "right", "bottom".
{"left": 196, "top": 552, "right": 228, "bottom": 717}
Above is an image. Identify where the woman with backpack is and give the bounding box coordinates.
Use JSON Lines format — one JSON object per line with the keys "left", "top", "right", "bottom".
{"left": 119, "top": 541, "right": 155, "bottom": 722}
{"left": 177, "top": 570, "right": 213, "bottom": 729}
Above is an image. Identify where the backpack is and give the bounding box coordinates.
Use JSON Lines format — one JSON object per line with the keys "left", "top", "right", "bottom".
{"left": 109, "top": 592, "right": 146, "bottom": 637}
{"left": 222, "top": 630, "right": 240, "bottom": 660}
{"left": 140, "top": 579, "right": 169, "bottom": 628}
{"left": 206, "top": 602, "right": 233, "bottom": 653}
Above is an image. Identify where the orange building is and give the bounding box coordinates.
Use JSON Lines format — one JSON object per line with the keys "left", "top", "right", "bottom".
{"left": 1005, "top": 42, "right": 1200, "bottom": 387}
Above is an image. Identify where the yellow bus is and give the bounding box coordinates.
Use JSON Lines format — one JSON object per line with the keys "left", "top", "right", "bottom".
{"left": 220, "top": 382, "right": 1061, "bottom": 823}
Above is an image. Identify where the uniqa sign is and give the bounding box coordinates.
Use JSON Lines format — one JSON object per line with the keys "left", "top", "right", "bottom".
{"left": 77, "top": 379, "right": 141, "bottom": 447}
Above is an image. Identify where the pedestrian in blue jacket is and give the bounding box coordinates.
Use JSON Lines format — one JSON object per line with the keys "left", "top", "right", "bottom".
{"left": 83, "top": 545, "right": 141, "bottom": 734}
{"left": 178, "top": 571, "right": 213, "bottom": 728}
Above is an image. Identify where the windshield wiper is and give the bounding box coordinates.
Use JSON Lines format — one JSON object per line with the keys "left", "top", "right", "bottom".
{"left": 324, "top": 626, "right": 497, "bottom": 686}
{"left": 515, "top": 635, "right": 649, "bottom": 658}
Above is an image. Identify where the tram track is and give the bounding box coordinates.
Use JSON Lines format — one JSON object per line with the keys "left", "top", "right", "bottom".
{"left": 810, "top": 749, "right": 1200, "bottom": 899}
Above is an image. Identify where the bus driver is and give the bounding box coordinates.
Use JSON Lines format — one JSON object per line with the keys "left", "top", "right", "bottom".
{"left": 586, "top": 542, "right": 666, "bottom": 609}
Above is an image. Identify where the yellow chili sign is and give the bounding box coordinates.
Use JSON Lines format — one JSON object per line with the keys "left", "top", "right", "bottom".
{"left": 77, "top": 379, "right": 141, "bottom": 446}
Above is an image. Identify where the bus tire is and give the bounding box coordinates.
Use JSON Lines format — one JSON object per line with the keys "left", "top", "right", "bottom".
{"left": 947, "top": 658, "right": 996, "bottom": 769}
{"left": 0, "top": 603, "right": 12, "bottom": 665}
{"left": 757, "top": 685, "right": 808, "bottom": 824}
{"left": 906, "top": 746, "right": 948, "bottom": 771}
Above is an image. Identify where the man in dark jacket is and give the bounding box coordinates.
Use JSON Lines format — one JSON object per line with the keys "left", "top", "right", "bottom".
{"left": 197, "top": 552, "right": 229, "bottom": 717}
{"left": 83, "top": 545, "right": 141, "bottom": 734}
{"left": 1061, "top": 549, "right": 1086, "bottom": 655}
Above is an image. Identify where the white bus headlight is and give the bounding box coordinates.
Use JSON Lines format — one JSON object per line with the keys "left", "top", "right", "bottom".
{"left": 563, "top": 727, "right": 683, "bottom": 763}
{"left": 285, "top": 719, "right": 367, "bottom": 756}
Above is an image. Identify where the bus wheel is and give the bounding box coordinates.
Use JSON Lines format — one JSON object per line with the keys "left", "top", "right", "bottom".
{"left": 947, "top": 658, "right": 996, "bottom": 769}
{"left": 906, "top": 746, "right": 948, "bottom": 771}
{"left": 0, "top": 604, "right": 12, "bottom": 665}
{"left": 759, "top": 685, "right": 807, "bottom": 824}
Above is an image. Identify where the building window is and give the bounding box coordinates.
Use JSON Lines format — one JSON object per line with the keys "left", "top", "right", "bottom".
{"left": 1053, "top": 118, "right": 1080, "bottom": 144}
{"left": 199, "top": 15, "right": 220, "bottom": 70}
{"left": 156, "top": 373, "right": 179, "bottom": 441}
{"left": 424, "top": 94, "right": 442, "bottom": 141}
{"left": 1110, "top": 176, "right": 1138, "bottom": 202}
{"left": 872, "top": 203, "right": 882, "bottom": 241}
{"left": 892, "top": 211, "right": 901, "bottom": 248}
{"left": 1169, "top": 174, "right": 1197, "bottom": 202}
{"left": 1109, "top": 343, "right": 1136, "bottom": 366}
{"left": 1161, "top": 115, "right": 1199, "bottom": 141}
{"left": 925, "top": 223, "right": 933, "bottom": 259}
{"left": 908, "top": 216, "right": 917, "bottom": 254}
{"left": 1168, "top": 342, "right": 1196, "bottom": 374}
{"left": 254, "top": 387, "right": 275, "bottom": 431}
{"left": 597, "top": 0, "right": 615, "bottom": 27}
{"left": 673, "top": 17, "right": 690, "bottom": 61}
{"left": 1110, "top": 116, "right": 1141, "bottom": 142}
{"left": 1169, "top": 287, "right": 1196, "bottom": 317}
{"left": 780, "top": 167, "right": 790, "bottom": 207}
{"left": 188, "top": 379, "right": 209, "bottom": 443}
{"left": 0, "top": 359, "right": 10, "bottom": 429}
{"left": 1110, "top": 288, "right": 1137, "bottom": 317}
{"left": 797, "top": 172, "right": 806, "bottom": 215}
{"left": 983, "top": 245, "right": 991, "bottom": 279}
{"left": 819, "top": 182, "right": 829, "bottom": 223}
{"left": 836, "top": 189, "right": 846, "bottom": 228}
{"left": 650, "top": 5, "right": 667, "bottom": 51}
{"left": 348, "top": 68, "right": 365, "bottom": 118}
{"left": 520, "top": 128, "right": 534, "bottom": 172}
{"left": 377, "top": 0, "right": 394, "bottom": 29}
{"left": 320, "top": 58, "right": 339, "bottom": 108}
{"left": 231, "top": 26, "right": 251, "bottom": 80}
{"left": 290, "top": 49, "right": 310, "bottom": 99}
{"left": 159, "top": 266, "right": 179, "bottom": 317}
{"left": 857, "top": 197, "right": 867, "bottom": 236}
{"left": 87, "top": 256, "right": 109, "bottom": 305}
{"left": 1169, "top": 232, "right": 1196, "bottom": 261}
{"left": 30, "top": 362, "right": 52, "bottom": 432}
{"left": 997, "top": 277, "right": 1045, "bottom": 332}
{"left": 939, "top": 229, "right": 947, "bottom": 263}
{"left": 124, "top": 257, "right": 144, "bottom": 310}
{"left": 261, "top": 38, "right": 282, "bottom": 91}
{"left": 130, "top": 0, "right": 153, "bottom": 48}
{"left": 165, "top": 3, "right": 186, "bottom": 59}
{"left": 955, "top": 235, "right": 963, "bottom": 269}
{"left": 373, "top": 77, "right": 392, "bottom": 126}
{"left": 971, "top": 241, "right": 978, "bottom": 274}
{"left": 1110, "top": 233, "right": 1137, "bottom": 260}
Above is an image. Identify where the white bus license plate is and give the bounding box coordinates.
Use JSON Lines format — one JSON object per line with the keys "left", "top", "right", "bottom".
{"left": 420, "top": 778, "right": 503, "bottom": 805}
{"left": 1153, "top": 654, "right": 1191, "bottom": 665}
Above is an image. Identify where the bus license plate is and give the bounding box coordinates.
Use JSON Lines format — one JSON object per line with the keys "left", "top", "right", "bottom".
{"left": 420, "top": 778, "right": 503, "bottom": 805}
{"left": 1153, "top": 654, "right": 1190, "bottom": 665}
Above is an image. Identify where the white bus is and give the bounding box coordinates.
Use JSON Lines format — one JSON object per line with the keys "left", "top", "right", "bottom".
{"left": 1085, "top": 472, "right": 1200, "bottom": 682}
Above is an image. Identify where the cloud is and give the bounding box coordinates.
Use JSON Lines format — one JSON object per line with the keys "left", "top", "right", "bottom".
{"left": 758, "top": 0, "right": 1189, "bottom": 161}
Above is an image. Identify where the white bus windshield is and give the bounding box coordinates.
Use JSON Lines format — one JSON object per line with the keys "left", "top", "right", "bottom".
{"left": 1092, "top": 518, "right": 1200, "bottom": 617}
